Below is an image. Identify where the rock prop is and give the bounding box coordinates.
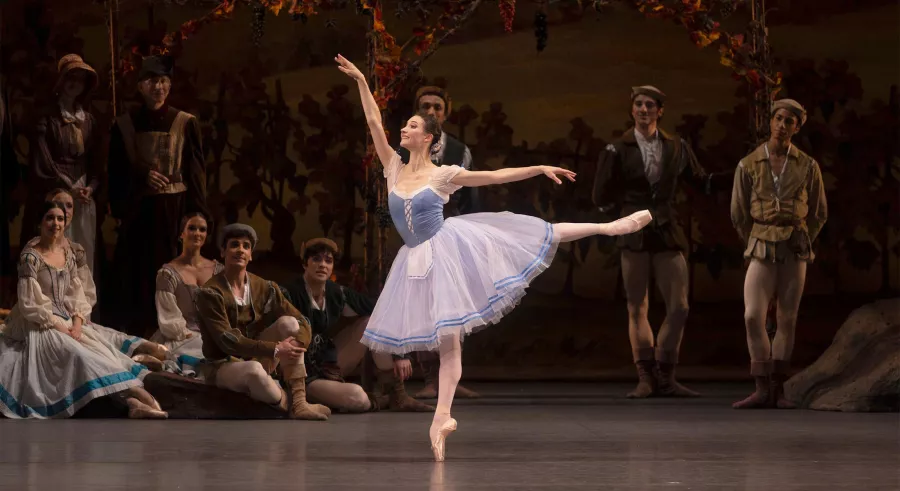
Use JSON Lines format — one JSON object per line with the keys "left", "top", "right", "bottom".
{"left": 785, "top": 298, "right": 900, "bottom": 412}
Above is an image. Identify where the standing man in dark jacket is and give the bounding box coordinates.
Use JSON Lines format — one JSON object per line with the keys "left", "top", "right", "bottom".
{"left": 593, "top": 86, "right": 716, "bottom": 399}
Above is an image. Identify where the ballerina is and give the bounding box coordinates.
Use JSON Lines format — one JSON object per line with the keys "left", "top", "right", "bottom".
{"left": 335, "top": 54, "right": 652, "bottom": 461}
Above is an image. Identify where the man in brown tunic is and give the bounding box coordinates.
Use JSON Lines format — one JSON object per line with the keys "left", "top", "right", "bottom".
{"left": 593, "top": 86, "right": 715, "bottom": 399}
{"left": 730, "top": 99, "right": 827, "bottom": 409}
{"left": 108, "top": 55, "right": 208, "bottom": 336}
{"left": 196, "top": 224, "right": 331, "bottom": 420}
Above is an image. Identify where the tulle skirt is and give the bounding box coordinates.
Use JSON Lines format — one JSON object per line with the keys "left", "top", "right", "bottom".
{"left": 361, "top": 212, "right": 558, "bottom": 355}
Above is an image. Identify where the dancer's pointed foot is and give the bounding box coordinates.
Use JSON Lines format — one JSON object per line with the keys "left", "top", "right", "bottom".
{"left": 430, "top": 417, "right": 458, "bottom": 462}
{"left": 608, "top": 210, "right": 653, "bottom": 235}
{"left": 132, "top": 354, "right": 164, "bottom": 372}
{"left": 126, "top": 398, "right": 168, "bottom": 419}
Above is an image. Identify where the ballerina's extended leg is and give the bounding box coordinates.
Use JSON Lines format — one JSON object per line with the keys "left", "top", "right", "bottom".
{"left": 430, "top": 333, "right": 462, "bottom": 462}
{"left": 553, "top": 210, "right": 653, "bottom": 242}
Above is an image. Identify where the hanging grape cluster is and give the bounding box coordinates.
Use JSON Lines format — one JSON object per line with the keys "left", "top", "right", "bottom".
{"left": 499, "top": 0, "right": 515, "bottom": 33}
{"left": 376, "top": 205, "right": 393, "bottom": 228}
{"left": 534, "top": 11, "right": 547, "bottom": 52}
{"left": 251, "top": 3, "right": 266, "bottom": 47}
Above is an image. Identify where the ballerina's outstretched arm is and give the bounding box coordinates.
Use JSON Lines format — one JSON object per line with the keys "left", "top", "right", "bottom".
{"left": 450, "top": 165, "right": 576, "bottom": 187}
{"left": 334, "top": 54, "right": 395, "bottom": 165}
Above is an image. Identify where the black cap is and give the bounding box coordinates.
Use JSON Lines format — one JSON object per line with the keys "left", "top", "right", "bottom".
{"left": 138, "top": 55, "right": 174, "bottom": 81}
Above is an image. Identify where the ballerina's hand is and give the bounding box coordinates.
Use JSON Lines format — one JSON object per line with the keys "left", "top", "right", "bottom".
{"left": 541, "top": 166, "right": 577, "bottom": 184}
{"left": 334, "top": 54, "right": 365, "bottom": 82}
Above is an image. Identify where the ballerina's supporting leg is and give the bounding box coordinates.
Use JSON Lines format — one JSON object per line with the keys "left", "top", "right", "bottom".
{"left": 430, "top": 332, "right": 462, "bottom": 462}
{"left": 553, "top": 210, "right": 653, "bottom": 243}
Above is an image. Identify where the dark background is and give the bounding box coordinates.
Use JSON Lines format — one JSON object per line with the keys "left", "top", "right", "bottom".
{"left": 2, "top": 0, "right": 897, "bottom": 379}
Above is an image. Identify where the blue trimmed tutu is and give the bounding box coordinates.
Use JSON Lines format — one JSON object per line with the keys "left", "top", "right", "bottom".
{"left": 361, "top": 211, "right": 558, "bottom": 354}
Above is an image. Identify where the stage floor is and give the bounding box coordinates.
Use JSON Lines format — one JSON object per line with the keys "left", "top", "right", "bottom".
{"left": 1, "top": 383, "right": 897, "bottom": 491}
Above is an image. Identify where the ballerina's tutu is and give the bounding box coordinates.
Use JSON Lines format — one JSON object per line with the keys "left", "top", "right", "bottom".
{"left": 361, "top": 154, "right": 560, "bottom": 355}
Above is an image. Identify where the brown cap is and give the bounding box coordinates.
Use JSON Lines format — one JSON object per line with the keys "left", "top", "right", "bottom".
{"left": 772, "top": 99, "right": 807, "bottom": 126}
{"left": 219, "top": 223, "right": 258, "bottom": 251}
{"left": 54, "top": 54, "right": 98, "bottom": 97}
{"left": 631, "top": 85, "right": 666, "bottom": 104}
{"left": 301, "top": 237, "right": 339, "bottom": 257}
{"left": 415, "top": 85, "right": 452, "bottom": 115}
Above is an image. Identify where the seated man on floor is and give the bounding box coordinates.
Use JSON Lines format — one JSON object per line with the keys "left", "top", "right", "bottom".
{"left": 195, "top": 224, "right": 331, "bottom": 420}
{"left": 280, "top": 238, "right": 433, "bottom": 413}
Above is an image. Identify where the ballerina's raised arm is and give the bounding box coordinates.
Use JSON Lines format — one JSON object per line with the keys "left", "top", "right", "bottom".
{"left": 335, "top": 54, "right": 395, "bottom": 166}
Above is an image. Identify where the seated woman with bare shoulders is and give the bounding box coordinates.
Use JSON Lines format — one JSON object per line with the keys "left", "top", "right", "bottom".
{"left": 0, "top": 201, "right": 166, "bottom": 419}
{"left": 150, "top": 212, "right": 222, "bottom": 377}
{"left": 42, "top": 188, "right": 171, "bottom": 371}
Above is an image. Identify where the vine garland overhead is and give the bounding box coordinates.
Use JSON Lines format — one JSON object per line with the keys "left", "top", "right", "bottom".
{"left": 120, "top": 0, "right": 781, "bottom": 107}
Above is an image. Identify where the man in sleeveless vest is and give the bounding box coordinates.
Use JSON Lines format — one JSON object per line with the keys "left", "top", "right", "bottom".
{"left": 281, "top": 238, "right": 433, "bottom": 412}
{"left": 730, "top": 99, "right": 827, "bottom": 410}
{"left": 593, "top": 86, "right": 718, "bottom": 399}
{"left": 195, "top": 224, "right": 330, "bottom": 420}
{"left": 397, "top": 86, "right": 480, "bottom": 400}
{"left": 108, "top": 55, "right": 208, "bottom": 336}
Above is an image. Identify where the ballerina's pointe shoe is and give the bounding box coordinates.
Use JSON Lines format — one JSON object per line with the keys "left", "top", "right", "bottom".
{"left": 607, "top": 210, "right": 653, "bottom": 235}
{"left": 430, "top": 418, "right": 458, "bottom": 462}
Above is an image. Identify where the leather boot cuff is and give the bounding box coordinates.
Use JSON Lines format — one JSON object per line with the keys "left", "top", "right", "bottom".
{"left": 772, "top": 359, "right": 791, "bottom": 375}
{"left": 633, "top": 347, "right": 656, "bottom": 362}
{"left": 655, "top": 348, "right": 679, "bottom": 364}
{"left": 750, "top": 360, "right": 773, "bottom": 376}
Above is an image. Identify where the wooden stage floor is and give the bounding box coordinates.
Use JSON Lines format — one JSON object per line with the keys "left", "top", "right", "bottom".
{"left": 1, "top": 383, "right": 897, "bottom": 490}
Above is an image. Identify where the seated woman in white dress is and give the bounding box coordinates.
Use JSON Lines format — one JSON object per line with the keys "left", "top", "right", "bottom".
{"left": 0, "top": 200, "right": 167, "bottom": 419}
{"left": 150, "top": 212, "right": 221, "bottom": 377}
{"left": 44, "top": 188, "right": 171, "bottom": 371}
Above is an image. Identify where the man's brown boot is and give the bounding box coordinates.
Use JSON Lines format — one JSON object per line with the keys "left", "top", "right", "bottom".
{"left": 414, "top": 352, "right": 480, "bottom": 399}
{"left": 626, "top": 348, "right": 657, "bottom": 399}
{"left": 771, "top": 360, "right": 797, "bottom": 409}
{"left": 414, "top": 352, "right": 440, "bottom": 399}
{"left": 732, "top": 360, "right": 772, "bottom": 409}
{"left": 378, "top": 370, "right": 435, "bottom": 412}
{"left": 655, "top": 349, "right": 700, "bottom": 397}
{"left": 282, "top": 362, "right": 330, "bottom": 420}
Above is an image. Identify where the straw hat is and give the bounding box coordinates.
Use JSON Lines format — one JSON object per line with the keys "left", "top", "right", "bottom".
{"left": 54, "top": 54, "right": 98, "bottom": 97}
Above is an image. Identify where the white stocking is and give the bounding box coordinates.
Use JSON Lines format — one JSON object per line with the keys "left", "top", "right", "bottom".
{"left": 553, "top": 210, "right": 653, "bottom": 243}
{"left": 431, "top": 332, "right": 462, "bottom": 442}
{"left": 214, "top": 360, "right": 283, "bottom": 405}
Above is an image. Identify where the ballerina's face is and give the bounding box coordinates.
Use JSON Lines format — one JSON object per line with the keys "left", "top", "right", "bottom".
{"left": 42, "top": 208, "right": 66, "bottom": 240}
{"left": 50, "top": 192, "right": 75, "bottom": 229}
{"left": 181, "top": 216, "right": 208, "bottom": 250}
{"left": 399, "top": 115, "right": 433, "bottom": 152}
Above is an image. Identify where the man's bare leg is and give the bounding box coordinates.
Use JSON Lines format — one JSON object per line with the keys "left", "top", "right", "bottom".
{"left": 733, "top": 259, "right": 778, "bottom": 409}
{"left": 214, "top": 360, "right": 286, "bottom": 406}
{"left": 652, "top": 251, "right": 699, "bottom": 397}
{"left": 306, "top": 379, "right": 374, "bottom": 412}
{"left": 770, "top": 256, "right": 807, "bottom": 409}
{"left": 621, "top": 250, "right": 656, "bottom": 398}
